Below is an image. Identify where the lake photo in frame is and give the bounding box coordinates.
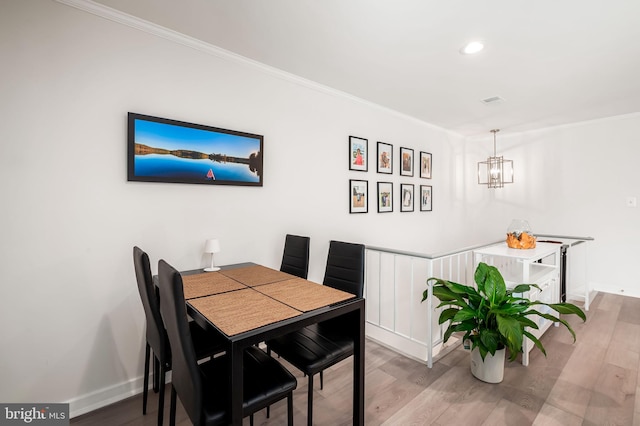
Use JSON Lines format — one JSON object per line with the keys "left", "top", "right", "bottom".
{"left": 128, "top": 113, "right": 263, "bottom": 186}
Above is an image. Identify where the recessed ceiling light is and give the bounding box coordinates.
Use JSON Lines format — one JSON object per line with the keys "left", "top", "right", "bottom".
{"left": 460, "top": 41, "right": 484, "bottom": 55}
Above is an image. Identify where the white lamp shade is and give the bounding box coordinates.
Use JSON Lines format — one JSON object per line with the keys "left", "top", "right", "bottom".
{"left": 204, "top": 239, "right": 221, "bottom": 254}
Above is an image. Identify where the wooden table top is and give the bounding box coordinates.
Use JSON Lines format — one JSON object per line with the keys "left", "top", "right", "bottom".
{"left": 188, "top": 288, "right": 302, "bottom": 336}
{"left": 183, "top": 264, "right": 356, "bottom": 335}
{"left": 254, "top": 278, "right": 354, "bottom": 312}
{"left": 219, "top": 264, "right": 295, "bottom": 287}
{"left": 181, "top": 272, "right": 247, "bottom": 299}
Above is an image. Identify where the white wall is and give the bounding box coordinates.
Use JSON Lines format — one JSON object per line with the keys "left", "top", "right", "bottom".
{"left": 464, "top": 115, "right": 640, "bottom": 296}
{"left": 2, "top": 0, "right": 638, "bottom": 416}
{"left": 0, "top": 0, "right": 464, "bottom": 415}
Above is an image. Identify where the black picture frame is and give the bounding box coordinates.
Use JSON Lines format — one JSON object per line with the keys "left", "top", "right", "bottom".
{"left": 420, "top": 151, "right": 432, "bottom": 179}
{"left": 400, "top": 147, "right": 414, "bottom": 177}
{"left": 400, "top": 183, "right": 414, "bottom": 212}
{"left": 127, "top": 112, "right": 263, "bottom": 186}
{"left": 420, "top": 185, "right": 432, "bottom": 211}
{"left": 349, "top": 136, "right": 368, "bottom": 171}
{"left": 349, "top": 179, "right": 368, "bottom": 213}
{"left": 377, "top": 182, "right": 393, "bottom": 213}
{"left": 377, "top": 142, "right": 393, "bottom": 174}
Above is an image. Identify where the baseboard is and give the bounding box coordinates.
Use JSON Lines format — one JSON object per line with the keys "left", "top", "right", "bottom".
{"left": 593, "top": 284, "right": 640, "bottom": 299}
{"left": 365, "top": 324, "right": 461, "bottom": 368}
{"left": 67, "top": 371, "right": 173, "bottom": 419}
{"left": 67, "top": 376, "right": 142, "bottom": 419}
{"left": 365, "top": 323, "right": 428, "bottom": 363}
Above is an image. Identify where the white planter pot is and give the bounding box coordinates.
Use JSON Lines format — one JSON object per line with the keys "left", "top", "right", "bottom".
{"left": 470, "top": 347, "right": 505, "bottom": 383}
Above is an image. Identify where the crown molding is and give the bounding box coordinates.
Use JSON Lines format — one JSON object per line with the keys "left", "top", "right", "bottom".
{"left": 54, "top": 0, "right": 455, "bottom": 136}
{"left": 465, "top": 111, "right": 640, "bottom": 142}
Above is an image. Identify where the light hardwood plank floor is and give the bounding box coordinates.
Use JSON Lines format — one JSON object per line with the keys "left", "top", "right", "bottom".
{"left": 71, "top": 292, "right": 639, "bottom": 425}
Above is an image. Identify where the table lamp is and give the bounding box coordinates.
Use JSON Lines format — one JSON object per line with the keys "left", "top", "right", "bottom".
{"left": 204, "top": 238, "right": 221, "bottom": 272}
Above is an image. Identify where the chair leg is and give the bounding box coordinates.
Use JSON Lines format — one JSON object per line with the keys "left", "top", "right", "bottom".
{"left": 307, "top": 374, "right": 314, "bottom": 426}
{"left": 320, "top": 370, "right": 324, "bottom": 390}
{"left": 287, "top": 393, "right": 294, "bottom": 426}
{"left": 265, "top": 346, "right": 271, "bottom": 419}
{"left": 169, "top": 387, "right": 177, "bottom": 426}
{"left": 142, "top": 343, "right": 150, "bottom": 415}
{"left": 153, "top": 354, "right": 160, "bottom": 392}
{"left": 250, "top": 414, "right": 254, "bottom": 426}
{"left": 157, "top": 362, "right": 166, "bottom": 426}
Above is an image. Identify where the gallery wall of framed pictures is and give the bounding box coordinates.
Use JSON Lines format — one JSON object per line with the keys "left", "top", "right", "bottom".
{"left": 347, "top": 135, "right": 432, "bottom": 214}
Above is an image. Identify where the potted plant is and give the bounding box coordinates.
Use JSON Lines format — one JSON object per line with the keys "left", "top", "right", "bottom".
{"left": 422, "top": 262, "right": 586, "bottom": 383}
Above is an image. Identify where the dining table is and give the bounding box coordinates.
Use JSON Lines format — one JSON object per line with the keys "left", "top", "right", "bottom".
{"left": 178, "top": 262, "right": 365, "bottom": 426}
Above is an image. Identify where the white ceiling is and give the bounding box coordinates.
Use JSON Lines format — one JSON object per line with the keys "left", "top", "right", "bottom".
{"left": 93, "top": 0, "right": 640, "bottom": 137}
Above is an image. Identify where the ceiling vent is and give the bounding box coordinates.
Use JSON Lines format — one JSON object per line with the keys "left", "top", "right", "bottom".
{"left": 481, "top": 96, "right": 505, "bottom": 105}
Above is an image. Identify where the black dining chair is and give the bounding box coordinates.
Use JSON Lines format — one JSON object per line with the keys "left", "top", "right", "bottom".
{"left": 266, "top": 240, "right": 365, "bottom": 426}
{"left": 280, "top": 234, "right": 310, "bottom": 279}
{"left": 133, "top": 246, "right": 225, "bottom": 426}
{"left": 157, "top": 259, "right": 297, "bottom": 426}
{"left": 260, "top": 233, "right": 310, "bottom": 419}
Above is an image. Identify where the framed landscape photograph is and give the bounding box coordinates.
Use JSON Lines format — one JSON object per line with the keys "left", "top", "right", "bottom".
{"left": 127, "top": 112, "right": 263, "bottom": 186}
{"left": 377, "top": 182, "right": 393, "bottom": 213}
{"left": 420, "top": 185, "right": 432, "bottom": 211}
{"left": 349, "top": 179, "right": 368, "bottom": 213}
{"left": 420, "top": 151, "right": 432, "bottom": 179}
{"left": 377, "top": 142, "right": 393, "bottom": 174}
{"left": 400, "top": 147, "right": 414, "bottom": 176}
{"left": 400, "top": 183, "right": 414, "bottom": 212}
{"left": 349, "top": 136, "right": 368, "bottom": 171}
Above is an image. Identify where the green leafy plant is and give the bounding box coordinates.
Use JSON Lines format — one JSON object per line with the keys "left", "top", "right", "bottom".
{"left": 422, "top": 262, "right": 586, "bottom": 361}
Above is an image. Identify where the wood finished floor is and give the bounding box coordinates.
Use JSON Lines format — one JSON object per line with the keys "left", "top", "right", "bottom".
{"left": 71, "top": 292, "right": 640, "bottom": 425}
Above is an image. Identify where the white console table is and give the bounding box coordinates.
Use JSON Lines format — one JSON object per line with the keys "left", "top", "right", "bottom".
{"left": 473, "top": 242, "right": 561, "bottom": 366}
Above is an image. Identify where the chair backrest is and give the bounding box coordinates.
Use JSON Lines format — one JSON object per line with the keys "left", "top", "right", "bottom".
{"left": 157, "top": 259, "right": 203, "bottom": 425}
{"left": 133, "top": 246, "right": 167, "bottom": 358}
{"left": 280, "top": 234, "right": 310, "bottom": 279}
{"left": 323, "top": 240, "right": 365, "bottom": 298}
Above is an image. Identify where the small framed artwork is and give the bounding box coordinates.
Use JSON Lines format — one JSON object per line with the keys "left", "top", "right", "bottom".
{"left": 420, "top": 151, "right": 432, "bottom": 179}
{"left": 400, "top": 147, "right": 414, "bottom": 176}
{"left": 400, "top": 183, "right": 414, "bottom": 212}
{"left": 377, "top": 142, "right": 393, "bottom": 174}
{"left": 349, "top": 136, "right": 368, "bottom": 171}
{"left": 420, "top": 185, "right": 433, "bottom": 211}
{"left": 349, "top": 179, "right": 368, "bottom": 213}
{"left": 377, "top": 182, "right": 393, "bottom": 213}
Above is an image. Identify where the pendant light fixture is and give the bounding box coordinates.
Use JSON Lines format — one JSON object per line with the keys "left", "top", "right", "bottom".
{"left": 477, "top": 129, "right": 513, "bottom": 188}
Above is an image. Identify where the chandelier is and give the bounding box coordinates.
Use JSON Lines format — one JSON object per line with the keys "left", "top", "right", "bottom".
{"left": 477, "top": 129, "right": 513, "bottom": 189}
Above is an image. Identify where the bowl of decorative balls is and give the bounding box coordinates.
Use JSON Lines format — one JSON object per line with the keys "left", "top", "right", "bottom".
{"left": 506, "top": 219, "right": 536, "bottom": 249}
